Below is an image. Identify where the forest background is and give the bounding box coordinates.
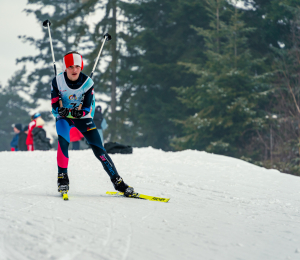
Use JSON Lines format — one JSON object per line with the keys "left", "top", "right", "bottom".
{"left": 1, "top": 0, "right": 300, "bottom": 176}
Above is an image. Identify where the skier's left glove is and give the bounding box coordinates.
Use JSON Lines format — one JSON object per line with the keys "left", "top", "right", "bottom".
{"left": 71, "top": 108, "right": 85, "bottom": 119}
{"left": 58, "top": 107, "right": 69, "bottom": 117}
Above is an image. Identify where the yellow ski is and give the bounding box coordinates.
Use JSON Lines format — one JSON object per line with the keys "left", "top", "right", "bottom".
{"left": 106, "top": 191, "right": 170, "bottom": 203}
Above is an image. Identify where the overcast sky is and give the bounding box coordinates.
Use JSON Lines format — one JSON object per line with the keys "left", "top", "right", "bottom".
{"left": 0, "top": 0, "right": 43, "bottom": 86}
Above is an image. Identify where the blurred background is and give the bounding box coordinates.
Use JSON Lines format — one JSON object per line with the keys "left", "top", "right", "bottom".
{"left": 1, "top": 0, "right": 300, "bottom": 175}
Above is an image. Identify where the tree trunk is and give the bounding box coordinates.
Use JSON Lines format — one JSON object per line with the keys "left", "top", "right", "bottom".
{"left": 216, "top": 0, "right": 220, "bottom": 53}
{"left": 234, "top": 4, "right": 237, "bottom": 68}
{"left": 110, "top": 0, "right": 117, "bottom": 141}
{"left": 65, "top": 0, "right": 70, "bottom": 53}
{"left": 298, "top": 122, "right": 300, "bottom": 164}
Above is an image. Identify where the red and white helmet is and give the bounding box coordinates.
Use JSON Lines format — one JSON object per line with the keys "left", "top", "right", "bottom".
{"left": 63, "top": 51, "right": 84, "bottom": 71}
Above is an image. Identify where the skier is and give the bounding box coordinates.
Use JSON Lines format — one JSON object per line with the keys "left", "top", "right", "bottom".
{"left": 51, "top": 51, "right": 134, "bottom": 196}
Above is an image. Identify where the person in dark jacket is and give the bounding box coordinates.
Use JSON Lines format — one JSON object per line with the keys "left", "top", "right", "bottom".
{"left": 18, "top": 126, "right": 28, "bottom": 151}
{"left": 26, "top": 113, "right": 41, "bottom": 151}
{"left": 10, "top": 123, "right": 22, "bottom": 151}
{"left": 93, "top": 106, "right": 107, "bottom": 146}
{"left": 32, "top": 117, "right": 52, "bottom": 151}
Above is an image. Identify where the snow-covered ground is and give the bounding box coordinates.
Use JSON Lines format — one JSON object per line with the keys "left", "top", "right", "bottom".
{"left": 0, "top": 147, "right": 300, "bottom": 260}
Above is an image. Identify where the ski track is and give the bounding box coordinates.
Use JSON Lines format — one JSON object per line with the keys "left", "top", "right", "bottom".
{"left": 0, "top": 148, "right": 300, "bottom": 259}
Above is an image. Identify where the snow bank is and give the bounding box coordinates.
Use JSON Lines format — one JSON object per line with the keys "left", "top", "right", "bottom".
{"left": 0, "top": 147, "right": 300, "bottom": 260}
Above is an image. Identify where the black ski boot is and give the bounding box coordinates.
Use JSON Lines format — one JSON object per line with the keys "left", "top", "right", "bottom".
{"left": 112, "top": 176, "right": 134, "bottom": 197}
{"left": 57, "top": 173, "right": 69, "bottom": 192}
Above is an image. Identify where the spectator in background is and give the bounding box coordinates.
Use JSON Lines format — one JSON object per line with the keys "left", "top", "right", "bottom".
{"left": 32, "top": 116, "right": 52, "bottom": 150}
{"left": 70, "top": 127, "right": 84, "bottom": 150}
{"left": 26, "top": 112, "right": 42, "bottom": 151}
{"left": 93, "top": 106, "right": 107, "bottom": 147}
{"left": 10, "top": 123, "right": 22, "bottom": 151}
{"left": 18, "top": 126, "right": 28, "bottom": 151}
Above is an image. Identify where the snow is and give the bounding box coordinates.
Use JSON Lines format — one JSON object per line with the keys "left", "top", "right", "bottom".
{"left": 1, "top": 147, "right": 300, "bottom": 260}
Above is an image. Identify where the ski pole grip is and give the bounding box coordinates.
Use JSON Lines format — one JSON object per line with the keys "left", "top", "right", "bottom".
{"left": 54, "top": 64, "right": 57, "bottom": 77}
{"left": 43, "top": 20, "right": 51, "bottom": 27}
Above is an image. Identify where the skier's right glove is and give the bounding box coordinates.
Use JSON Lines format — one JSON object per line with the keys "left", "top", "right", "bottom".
{"left": 71, "top": 108, "right": 85, "bottom": 119}
{"left": 58, "top": 107, "right": 69, "bottom": 117}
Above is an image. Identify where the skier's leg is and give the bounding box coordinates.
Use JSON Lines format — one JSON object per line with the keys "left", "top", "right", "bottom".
{"left": 82, "top": 129, "right": 118, "bottom": 179}
{"left": 56, "top": 118, "right": 73, "bottom": 191}
{"left": 57, "top": 135, "right": 70, "bottom": 173}
{"left": 97, "top": 129, "right": 104, "bottom": 147}
{"left": 82, "top": 128, "right": 134, "bottom": 195}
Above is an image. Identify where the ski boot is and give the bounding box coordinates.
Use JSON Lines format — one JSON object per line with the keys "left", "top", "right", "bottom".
{"left": 57, "top": 173, "right": 69, "bottom": 193}
{"left": 112, "top": 176, "right": 134, "bottom": 197}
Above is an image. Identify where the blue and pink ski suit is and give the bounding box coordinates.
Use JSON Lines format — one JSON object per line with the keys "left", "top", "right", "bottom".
{"left": 51, "top": 72, "right": 120, "bottom": 179}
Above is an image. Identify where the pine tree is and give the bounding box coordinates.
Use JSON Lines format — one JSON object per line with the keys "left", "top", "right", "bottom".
{"left": 242, "top": 0, "right": 294, "bottom": 55}
{"left": 0, "top": 67, "right": 35, "bottom": 151}
{"left": 270, "top": 4, "right": 300, "bottom": 174}
{"left": 110, "top": 0, "right": 209, "bottom": 149}
{"left": 174, "top": 0, "right": 268, "bottom": 157}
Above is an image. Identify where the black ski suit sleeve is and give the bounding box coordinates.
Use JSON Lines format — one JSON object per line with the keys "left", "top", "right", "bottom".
{"left": 81, "top": 87, "right": 94, "bottom": 115}
{"left": 51, "top": 77, "right": 60, "bottom": 113}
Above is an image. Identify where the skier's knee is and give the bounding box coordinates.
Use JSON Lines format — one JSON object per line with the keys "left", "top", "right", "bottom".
{"left": 58, "top": 135, "right": 69, "bottom": 151}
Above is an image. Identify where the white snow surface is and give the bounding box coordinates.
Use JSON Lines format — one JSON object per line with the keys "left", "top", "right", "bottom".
{"left": 1, "top": 147, "right": 300, "bottom": 260}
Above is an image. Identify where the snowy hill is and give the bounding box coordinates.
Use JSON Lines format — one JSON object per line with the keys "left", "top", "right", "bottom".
{"left": 1, "top": 147, "right": 300, "bottom": 260}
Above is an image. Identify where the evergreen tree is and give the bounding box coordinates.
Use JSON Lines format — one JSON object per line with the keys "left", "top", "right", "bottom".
{"left": 0, "top": 67, "right": 34, "bottom": 151}
{"left": 242, "top": 0, "right": 295, "bottom": 54}
{"left": 269, "top": 4, "right": 300, "bottom": 174}
{"left": 112, "top": 0, "right": 209, "bottom": 150}
{"left": 173, "top": 0, "right": 269, "bottom": 157}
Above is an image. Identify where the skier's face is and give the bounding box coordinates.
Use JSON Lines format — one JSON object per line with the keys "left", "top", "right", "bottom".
{"left": 66, "top": 65, "right": 81, "bottom": 81}
{"left": 13, "top": 127, "right": 20, "bottom": 134}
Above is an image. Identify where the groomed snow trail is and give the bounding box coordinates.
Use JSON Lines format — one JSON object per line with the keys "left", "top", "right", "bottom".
{"left": 0, "top": 147, "right": 300, "bottom": 260}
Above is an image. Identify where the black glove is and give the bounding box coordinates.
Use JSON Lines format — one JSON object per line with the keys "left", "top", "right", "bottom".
{"left": 58, "top": 107, "right": 69, "bottom": 117}
{"left": 71, "top": 108, "right": 84, "bottom": 119}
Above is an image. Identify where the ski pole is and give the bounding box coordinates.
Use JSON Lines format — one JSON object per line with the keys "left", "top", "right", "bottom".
{"left": 43, "top": 20, "right": 57, "bottom": 76}
{"left": 78, "top": 33, "right": 112, "bottom": 110}
{"left": 43, "top": 19, "right": 63, "bottom": 108}
{"left": 90, "top": 33, "right": 112, "bottom": 79}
